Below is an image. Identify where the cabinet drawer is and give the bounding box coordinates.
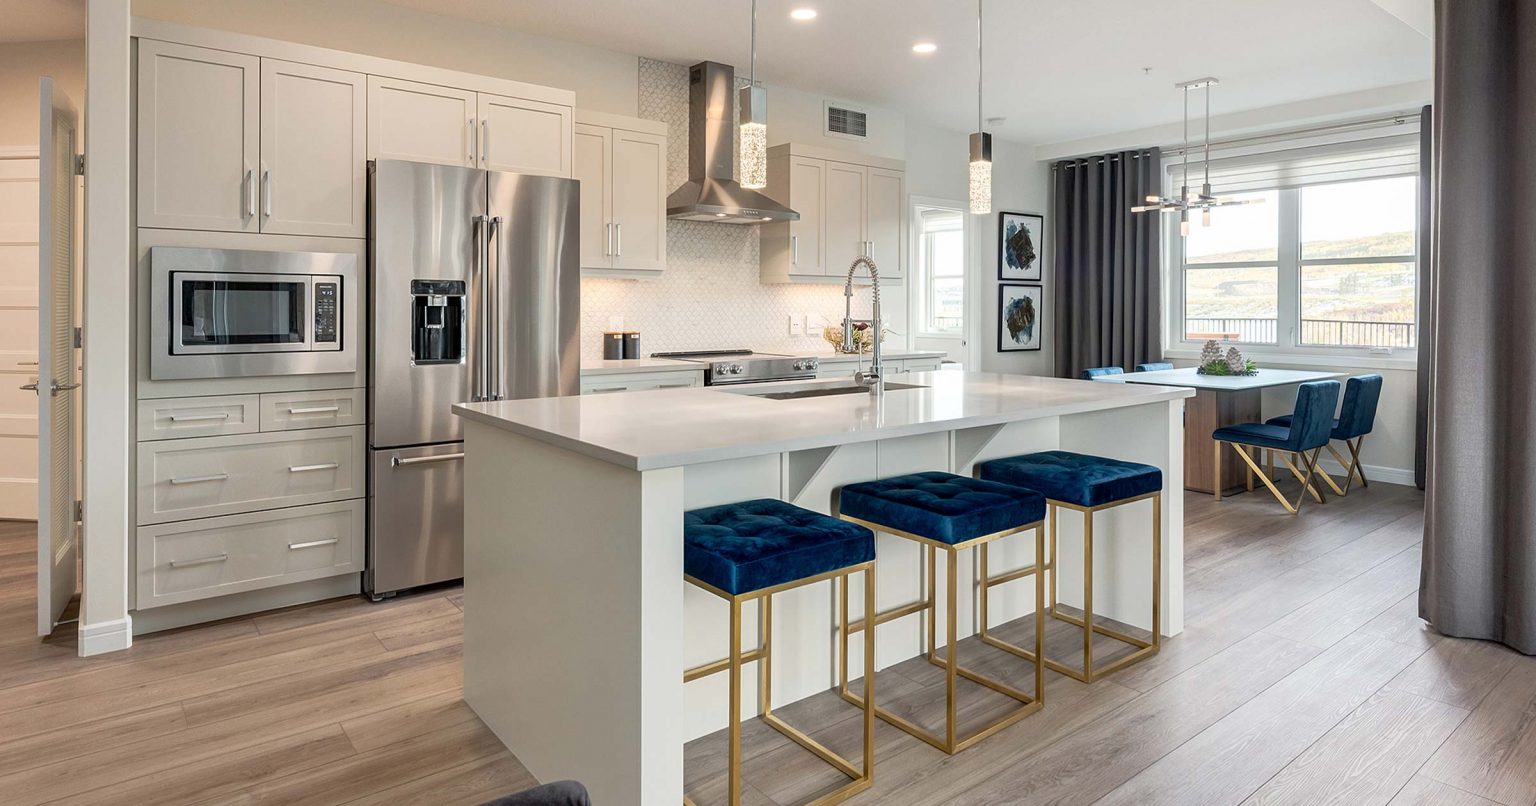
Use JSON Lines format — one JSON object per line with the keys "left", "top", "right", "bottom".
{"left": 260, "top": 389, "right": 365, "bottom": 431}
{"left": 137, "top": 395, "right": 261, "bottom": 441}
{"left": 580, "top": 370, "right": 702, "bottom": 394}
{"left": 136, "top": 500, "right": 364, "bottom": 609}
{"left": 137, "top": 426, "right": 365, "bottom": 525}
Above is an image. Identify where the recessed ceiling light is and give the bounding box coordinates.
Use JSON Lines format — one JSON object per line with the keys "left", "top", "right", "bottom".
{"left": 790, "top": 8, "right": 817, "bottom": 21}
{"left": 912, "top": 42, "right": 938, "bottom": 54}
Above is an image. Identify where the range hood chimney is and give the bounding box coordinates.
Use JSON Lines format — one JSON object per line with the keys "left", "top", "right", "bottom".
{"left": 666, "top": 61, "right": 799, "bottom": 224}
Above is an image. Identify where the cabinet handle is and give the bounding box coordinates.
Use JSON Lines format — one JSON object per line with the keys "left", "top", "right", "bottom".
{"left": 170, "top": 553, "right": 228, "bottom": 569}
{"left": 287, "top": 405, "right": 341, "bottom": 415}
{"left": 587, "top": 384, "right": 629, "bottom": 393}
{"left": 169, "top": 412, "right": 231, "bottom": 423}
{"left": 615, "top": 223, "right": 622, "bottom": 256}
{"left": 392, "top": 452, "right": 465, "bottom": 467}
{"left": 791, "top": 235, "right": 798, "bottom": 265}
{"left": 288, "top": 463, "right": 340, "bottom": 473}
{"left": 654, "top": 383, "right": 694, "bottom": 389}
{"left": 243, "top": 167, "right": 255, "bottom": 219}
{"left": 262, "top": 167, "right": 272, "bottom": 218}
{"left": 169, "top": 473, "right": 229, "bottom": 485}
{"left": 288, "top": 537, "right": 339, "bottom": 550}
{"left": 481, "top": 119, "right": 489, "bottom": 165}
{"left": 605, "top": 223, "right": 613, "bottom": 256}
{"left": 468, "top": 117, "right": 476, "bottom": 164}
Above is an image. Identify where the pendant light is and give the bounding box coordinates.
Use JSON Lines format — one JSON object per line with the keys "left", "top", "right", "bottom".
{"left": 968, "top": 0, "right": 991, "bottom": 214}
{"left": 739, "top": 0, "right": 768, "bottom": 189}
{"left": 1132, "top": 77, "right": 1261, "bottom": 235}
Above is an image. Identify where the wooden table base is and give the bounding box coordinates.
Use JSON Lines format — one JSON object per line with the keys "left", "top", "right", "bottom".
{"left": 1183, "top": 388, "right": 1261, "bottom": 494}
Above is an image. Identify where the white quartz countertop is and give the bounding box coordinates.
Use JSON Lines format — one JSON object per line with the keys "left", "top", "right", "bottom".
{"left": 1119, "top": 366, "right": 1347, "bottom": 391}
{"left": 454, "top": 371, "right": 1194, "bottom": 471}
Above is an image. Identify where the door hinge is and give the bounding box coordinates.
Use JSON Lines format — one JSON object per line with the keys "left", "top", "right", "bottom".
{"left": 74, "top": 154, "right": 85, "bottom": 176}
{"left": 73, "top": 500, "right": 83, "bottom": 523}
{"left": 74, "top": 327, "right": 82, "bottom": 349}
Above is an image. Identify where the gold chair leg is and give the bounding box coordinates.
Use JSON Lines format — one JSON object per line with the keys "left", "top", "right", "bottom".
{"left": 1227, "top": 442, "right": 1303, "bottom": 513}
{"left": 1281, "top": 451, "right": 1327, "bottom": 504}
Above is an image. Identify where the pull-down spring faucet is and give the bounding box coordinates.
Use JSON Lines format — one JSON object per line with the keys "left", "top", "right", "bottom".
{"left": 842, "top": 255, "right": 883, "bottom": 394}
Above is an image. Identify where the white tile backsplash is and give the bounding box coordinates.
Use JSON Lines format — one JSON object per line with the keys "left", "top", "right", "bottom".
{"left": 579, "top": 58, "right": 866, "bottom": 361}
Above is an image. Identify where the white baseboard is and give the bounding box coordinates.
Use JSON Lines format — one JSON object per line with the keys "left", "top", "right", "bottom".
{"left": 1314, "top": 457, "right": 1416, "bottom": 487}
{"left": 79, "top": 616, "right": 134, "bottom": 656}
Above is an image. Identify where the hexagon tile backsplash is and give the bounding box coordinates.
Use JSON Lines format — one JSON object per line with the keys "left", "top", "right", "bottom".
{"left": 578, "top": 58, "right": 868, "bottom": 362}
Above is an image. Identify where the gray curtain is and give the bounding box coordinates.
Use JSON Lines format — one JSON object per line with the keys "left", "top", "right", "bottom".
{"left": 1051, "top": 149, "right": 1162, "bottom": 379}
{"left": 1415, "top": 104, "right": 1433, "bottom": 491}
{"left": 1422, "top": 0, "right": 1536, "bottom": 655}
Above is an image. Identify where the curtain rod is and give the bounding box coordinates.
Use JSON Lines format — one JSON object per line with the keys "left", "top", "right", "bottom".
{"left": 1051, "top": 110, "right": 1421, "bottom": 168}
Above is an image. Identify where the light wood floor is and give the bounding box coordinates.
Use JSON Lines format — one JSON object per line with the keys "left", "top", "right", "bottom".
{"left": 0, "top": 482, "right": 1533, "bottom": 805}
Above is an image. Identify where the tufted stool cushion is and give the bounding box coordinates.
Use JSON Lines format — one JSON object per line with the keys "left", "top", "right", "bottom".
{"left": 838, "top": 471, "right": 1046, "bottom": 545}
{"left": 977, "top": 450, "right": 1162, "bottom": 508}
{"left": 684, "top": 499, "right": 875, "bottom": 596}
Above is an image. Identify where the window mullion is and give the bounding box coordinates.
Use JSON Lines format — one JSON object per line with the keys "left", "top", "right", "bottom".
{"left": 1276, "top": 188, "right": 1302, "bottom": 349}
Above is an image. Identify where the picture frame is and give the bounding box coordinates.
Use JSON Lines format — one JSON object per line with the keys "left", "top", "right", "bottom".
{"left": 999, "top": 211, "right": 1044, "bottom": 281}
{"left": 998, "top": 283, "right": 1043, "bottom": 352}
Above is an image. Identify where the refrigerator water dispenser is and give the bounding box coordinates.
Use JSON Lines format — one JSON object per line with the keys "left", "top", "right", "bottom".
{"left": 410, "top": 279, "right": 466, "bottom": 365}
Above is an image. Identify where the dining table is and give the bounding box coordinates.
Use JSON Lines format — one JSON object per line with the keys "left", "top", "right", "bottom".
{"left": 1120, "top": 366, "right": 1348, "bottom": 494}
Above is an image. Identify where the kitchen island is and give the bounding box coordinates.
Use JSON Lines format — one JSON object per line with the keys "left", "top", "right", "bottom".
{"left": 452, "top": 372, "right": 1193, "bottom": 804}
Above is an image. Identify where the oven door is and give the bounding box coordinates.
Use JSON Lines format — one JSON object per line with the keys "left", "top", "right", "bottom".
{"left": 170, "top": 271, "right": 314, "bottom": 355}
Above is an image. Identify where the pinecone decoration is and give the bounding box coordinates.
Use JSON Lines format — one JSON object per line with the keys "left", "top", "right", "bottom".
{"left": 1200, "top": 340, "right": 1223, "bottom": 366}
{"left": 1225, "top": 347, "right": 1246, "bottom": 373}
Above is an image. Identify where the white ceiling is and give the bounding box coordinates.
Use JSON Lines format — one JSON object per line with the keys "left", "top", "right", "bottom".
{"left": 0, "top": 0, "right": 85, "bottom": 43}
{"left": 382, "top": 0, "right": 1431, "bottom": 145}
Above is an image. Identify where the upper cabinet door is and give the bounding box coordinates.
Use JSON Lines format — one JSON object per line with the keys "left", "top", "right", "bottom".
{"left": 865, "top": 167, "right": 904, "bottom": 279}
{"left": 573, "top": 123, "right": 612, "bottom": 269}
{"left": 478, "top": 94, "right": 572, "bottom": 177}
{"left": 824, "top": 161, "right": 867, "bottom": 276}
{"left": 610, "top": 129, "right": 666, "bottom": 272}
{"left": 367, "top": 76, "right": 477, "bottom": 168}
{"left": 260, "top": 59, "right": 366, "bottom": 238}
{"left": 787, "top": 157, "right": 826, "bottom": 276}
{"left": 137, "top": 41, "right": 260, "bottom": 233}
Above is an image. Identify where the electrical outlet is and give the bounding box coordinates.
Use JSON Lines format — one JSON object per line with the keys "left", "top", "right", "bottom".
{"left": 788, "top": 315, "right": 803, "bottom": 336}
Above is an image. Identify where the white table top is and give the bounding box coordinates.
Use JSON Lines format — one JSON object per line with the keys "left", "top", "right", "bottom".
{"left": 454, "top": 371, "right": 1194, "bottom": 470}
{"left": 1118, "top": 366, "right": 1347, "bottom": 391}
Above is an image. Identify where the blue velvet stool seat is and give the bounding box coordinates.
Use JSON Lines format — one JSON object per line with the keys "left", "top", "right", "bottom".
{"left": 1263, "top": 374, "right": 1382, "bottom": 496}
{"left": 1212, "top": 379, "right": 1341, "bottom": 514}
{"left": 682, "top": 499, "right": 876, "bottom": 805}
{"left": 836, "top": 471, "right": 1048, "bottom": 754}
{"left": 975, "top": 451, "right": 1164, "bottom": 684}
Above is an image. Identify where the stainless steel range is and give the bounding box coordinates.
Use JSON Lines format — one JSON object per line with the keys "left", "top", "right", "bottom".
{"left": 651, "top": 349, "right": 819, "bottom": 385}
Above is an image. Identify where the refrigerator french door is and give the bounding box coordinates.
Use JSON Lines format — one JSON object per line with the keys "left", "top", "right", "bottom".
{"left": 367, "top": 160, "right": 579, "bottom": 598}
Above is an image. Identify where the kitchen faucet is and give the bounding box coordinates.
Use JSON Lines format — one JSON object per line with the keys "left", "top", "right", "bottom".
{"left": 842, "top": 254, "right": 883, "bottom": 394}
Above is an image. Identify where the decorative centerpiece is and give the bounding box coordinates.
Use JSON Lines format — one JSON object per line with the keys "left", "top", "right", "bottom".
{"left": 1196, "top": 339, "right": 1257, "bottom": 376}
{"left": 822, "top": 321, "right": 886, "bottom": 354}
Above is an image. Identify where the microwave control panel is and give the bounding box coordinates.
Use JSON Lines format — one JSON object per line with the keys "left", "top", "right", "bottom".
{"left": 313, "top": 277, "right": 341, "bottom": 349}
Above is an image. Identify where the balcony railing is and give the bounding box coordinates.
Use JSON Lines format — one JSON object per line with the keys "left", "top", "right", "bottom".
{"left": 1185, "top": 318, "right": 1416, "bottom": 348}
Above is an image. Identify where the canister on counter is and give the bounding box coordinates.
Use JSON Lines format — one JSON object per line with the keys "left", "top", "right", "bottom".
{"left": 602, "top": 331, "right": 625, "bottom": 360}
{"left": 622, "top": 331, "right": 641, "bottom": 359}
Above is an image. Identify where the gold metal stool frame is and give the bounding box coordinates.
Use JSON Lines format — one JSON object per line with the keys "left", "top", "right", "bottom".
{"left": 997, "top": 491, "right": 1161, "bottom": 684}
{"left": 833, "top": 516, "right": 1045, "bottom": 755}
{"left": 683, "top": 562, "right": 876, "bottom": 806}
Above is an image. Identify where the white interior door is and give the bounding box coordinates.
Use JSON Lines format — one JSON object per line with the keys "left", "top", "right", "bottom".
{"left": 0, "top": 152, "right": 40, "bottom": 520}
{"left": 36, "top": 78, "right": 80, "bottom": 636}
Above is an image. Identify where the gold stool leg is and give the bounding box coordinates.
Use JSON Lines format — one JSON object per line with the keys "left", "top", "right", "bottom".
{"left": 1152, "top": 492, "right": 1162, "bottom": 652}
{"left": 861, "top": 565, "right": 876, "bottom": 784}
{"left": 1034, "top": 523, "right": 1046, "bottom": 700}
{"left": 944, "top": 547, "right": 958, "bottom": 752}
{"left": 728, "top": 596, "right": 743, "bottom": 806}
{"left": 1081, "top": 508, "right": 1095, "bottom": 682}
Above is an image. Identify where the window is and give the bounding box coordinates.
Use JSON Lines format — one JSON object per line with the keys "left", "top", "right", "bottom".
{"left": 915, "top": 206, "right": 965, "bottom": 335}
{"left": 1176, "top": 175, "right": 1418, "bottom": 352}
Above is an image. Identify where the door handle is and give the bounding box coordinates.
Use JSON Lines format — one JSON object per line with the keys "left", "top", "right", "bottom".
{"left": 170, "top": 553, "right": 228, "bottom": 569}
{"left": 169, "top": 473, "right": 229, "bottom": 485}
{"left": 615, "top": 223, "right": 622, "bottom": 256}
{"left": 481, "top": 119, "right": 489, "bottom": 165}
{"left": 288, "top": 463, "right": 340, "bottom": 473}
{"left": 49, "top": 381, "right": 79, "bottom": 396}
{"left": 243, "top": 167, "right": 255, "bottom": 219}
{"left": 391, "top": 452, "right": 465, "bottom": 467}
{"left": 17, "top": 361, "right": 37, "bottom": 366}
{"left": 467, "top": 117, "right": 476, "bottom": 164}
{"left": 19, "top": 382, "right": 38, "bottom": 392}
{"left": 287, "top": 405, "right": 341, "bottom": 415}
{"left": 791, "top": 234, "right": 798, "bottom": 265}
{"left": 605, "top": 223, "right": 612, "bottom": 256}
{"left": 169, "top": 412, "right": 230, "bottom": 422}
{"left": 288, "top": 537, "right": 339, "bottom": 550}
{"left": 261, "top": 167, "right": 272, "bottom": 218}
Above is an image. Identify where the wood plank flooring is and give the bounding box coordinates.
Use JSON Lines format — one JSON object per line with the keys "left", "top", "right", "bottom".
{"left": 0, "top": 482, "right": 1533, "bottom": 805}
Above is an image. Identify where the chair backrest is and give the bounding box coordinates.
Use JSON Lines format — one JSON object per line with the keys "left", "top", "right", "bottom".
{"left": 1081, "top": 366, "right": 1125, "bottom": 380}
{"left": 1284, "top": 380, "right": 1342, "bottom": 452}
{"left": 1333, "top": 374, "right": 1383, "bottom": 440}
{"left": 1135, "top": 362, "right": 1174, "bottom": 372}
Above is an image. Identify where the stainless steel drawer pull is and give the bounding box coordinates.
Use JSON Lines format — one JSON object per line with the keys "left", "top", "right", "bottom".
{"left": 288, "top": 537, "right": 339, "bottom": 550}
{"left": 169, "top": 473, "right": 229, "bottom": 485}
{"left": 169, "top": 412, "right": 231, "bottom": 422}
{"left": 289, "top": 463, "right": 340, "bottom": 473}
{"left": 391, "top": 452, "right": 465, "bottom": 467}
{"left": 170, "top": 553, "right": 228, "bottom": 569}
{"left": 287, "top": 405, "right": 341, "bottom": 415}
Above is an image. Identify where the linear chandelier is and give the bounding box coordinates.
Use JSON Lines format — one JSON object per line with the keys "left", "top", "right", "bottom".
{"left": 739, "top": 0, "right": 768, "bottom": 189}
{"left": 969, "top": 0, "right": 991, "bottom": 214}
{"left": 1133, "top": 77, "right": 1260, "bottom": 236}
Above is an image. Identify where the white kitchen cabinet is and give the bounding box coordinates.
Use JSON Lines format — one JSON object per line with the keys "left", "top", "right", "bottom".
{"left": 136, "top": 394, "right": 261, "bottom": 442}
{"left": 137, "top": 40, "right": 261, "bottom": 233}
{"left": 575, "top": 112, "right": 667, "bottom": 276}
{"left": 760, "top": 144, "right": 905, "bottom": 283}
{"left": 259, "top": 59, "right": 367, "bottom": 238}
{"left": 478, "top": 93, "right": 573, "bottom": 177}
{"left": 580, "top": 370, "right": 703, "bottom": 394}
{"left": 366, "top": 76, "right": 477, "bottom": 167}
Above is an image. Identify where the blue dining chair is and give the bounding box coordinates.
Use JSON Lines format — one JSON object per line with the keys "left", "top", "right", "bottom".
{"left": 1264, "top": 374, "right": 1383, "bottom": 495}
{"left": 1134, "top": 362, "right": 1174, "bottom": 372}
{"left": 1211, "top": 380, "right": 1341, "bottom": 513}
{"left": 1080, "top": 366, "right": 1125, "bottom": 380}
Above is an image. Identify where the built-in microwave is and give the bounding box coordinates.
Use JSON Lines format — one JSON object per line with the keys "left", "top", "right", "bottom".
{"left": 149, "top": 246, "right": 359, "bottom": 380}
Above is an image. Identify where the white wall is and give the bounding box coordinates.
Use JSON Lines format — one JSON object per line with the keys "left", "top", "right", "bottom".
{"left": 0, "top": 40, "right": 86, "bottom": 148}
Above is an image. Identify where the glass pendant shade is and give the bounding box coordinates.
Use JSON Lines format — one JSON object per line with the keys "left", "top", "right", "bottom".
{"left": 738, "top": 85, "right": 767, "bottom": 189}
{"left": 969, "top": 131, "right": 992, "bottom": 215}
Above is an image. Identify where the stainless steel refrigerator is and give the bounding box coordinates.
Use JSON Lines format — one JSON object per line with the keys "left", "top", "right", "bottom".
{"left": 366, "top": 159, "right": 579, "bottom": 599}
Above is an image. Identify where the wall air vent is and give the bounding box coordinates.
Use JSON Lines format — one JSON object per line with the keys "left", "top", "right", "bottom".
{"left": 825, "top": 102, "right": 868, "bottom": 140}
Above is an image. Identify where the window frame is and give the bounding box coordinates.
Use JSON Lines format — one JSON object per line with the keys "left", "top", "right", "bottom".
{"left": 911, "top": 202, "right": 966, "bottom": 338}
{"left": 1165, "top": 173, "right": 1420, "bottom": 368}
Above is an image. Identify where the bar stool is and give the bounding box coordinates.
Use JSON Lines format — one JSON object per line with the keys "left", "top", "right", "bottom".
{"left": 976, "top": 451, "right": 1162, "bottom": 683}
{"left": 835, "top": 471, "right": 1046, "bottom": 754}
{"left": 682, "top": 499, "right": 876, "bottom": 806}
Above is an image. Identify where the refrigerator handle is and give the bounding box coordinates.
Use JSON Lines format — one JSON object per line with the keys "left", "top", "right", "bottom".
{"left": 472, "top": 214, "right": 491, "bottom": 402}
{"left": 487, "top": 215, "right": 504, "bottom": 401}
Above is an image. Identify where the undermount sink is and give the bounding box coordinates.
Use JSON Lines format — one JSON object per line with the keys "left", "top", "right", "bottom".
{"left": 749, "top": 382, "right": 926, "bottom": 400}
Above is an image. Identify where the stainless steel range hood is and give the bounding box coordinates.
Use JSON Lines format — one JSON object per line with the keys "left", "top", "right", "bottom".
{"left": 667, "top": 61, "right": 799, "bottom": 224}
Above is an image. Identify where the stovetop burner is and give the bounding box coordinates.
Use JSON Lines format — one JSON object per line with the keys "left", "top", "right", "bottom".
{"left": 651, "top": 349, "right": 820, "bottom": 385}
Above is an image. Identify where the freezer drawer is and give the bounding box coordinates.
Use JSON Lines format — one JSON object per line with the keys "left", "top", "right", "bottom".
{"left": 367, "top": 443, "right": 464, "bottom": 596}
